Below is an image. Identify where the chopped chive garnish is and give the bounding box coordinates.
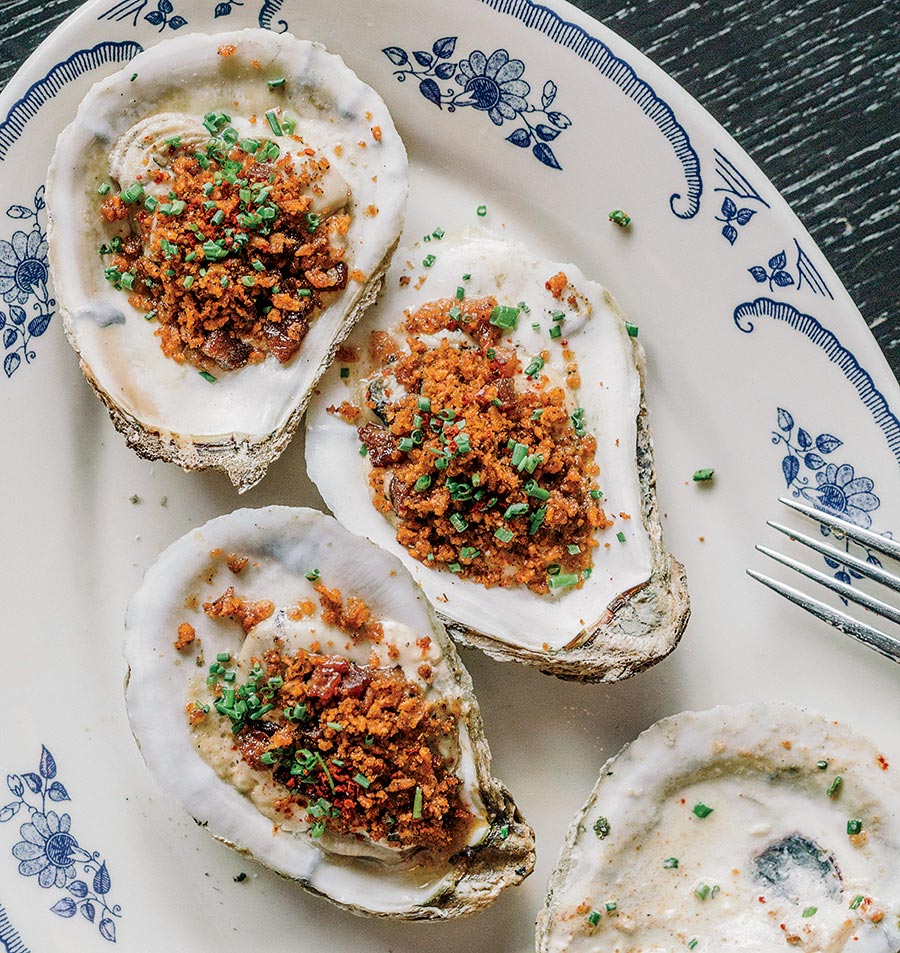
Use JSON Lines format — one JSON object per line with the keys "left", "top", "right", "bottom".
{"left": 547, "top": 564, "right": 561, "bottom": 576}
{"left": 305, "top": 568, "right": 320, "bottom": 581}
{"left": 528, "top": 505, "right": 547, "bottom": 535}
{"left": 616, "top": 531, "right": 627, "bottom": 543}
{"left": 265, "top": 109, "right": 283, "bottom": 135}
{"left": 816, "top": 759, "right": 829, "bottom": 770}
{"left": 605, "top": 902, "right": 618, "bottom": 913}
{"left": 590, "top": 489, "right": 603, "bottom": 499}
{"left": 417, "top": 395, "right": 431, "bottom": 412}
{"left": 489, "top": 304, "right": 520, "bottom": 329}
{"left": 448, "top": 562, "right": 462, "bottom": 573}
{"left": 503, "top": 503, "right": 529, "bottom": 519}
{"left": 549, "top": 325, "right": 562, "bottom": 339}
{"left": 398, "top": 437, "right": 414, "bottom": 452}
{"left": 144, "top": 309, "right": 156, "bottom": 321}
{"left": 432, "top": 227, "right": 445, "bottom": 239}
{"left": 593, "top": 816, "right": 611, "bottom": 839}
{"left": 412, "top": 786, "right": 423, "bottom": 819}
{"left": 567, "top": 543, "right": 582, "bottom": 554}
{"left": 448, "top": 305, "right": 462, "bottom": 320}
{"left": 609, "top": 209, "right": 631, "bottom": 228}
{"left": 183, "top": 275, "right": 194, "bottom": 290}
{"left": 339, "top": 367, "right": 350, "bottom": 379}
{"left": 456, "top": 286, "right": 465, "bottom": 300}
{"left": 97, "top": 182, "right": 111, "bottom": 195}
{"left": 460, "top": 546, "right": 480, "bottom": 560}
{"left": 120, "top": 183, "right": 144, "bottom": 205}
{"left": 524, "top": 356, "right": 545, "bottom": 377}
{"left": 130, "top": 72, "right": 138, "bottom": 82}
{"left": 354, "top": 773, "right": 371, "bottom": 789}
{"left": 524, "top": 480, "right": 550, "bottom": 501}
{"left": 309, "top": 820, "right": 326, "bottom": 838}
{"left": 531, "top": 408, "right": 544, "bottom": 420}
{"left": 850, "top": 895, "right": 864, "bottom": 909}
{"left": 688, "top": 941, "right": 698, "bottom": 951}
{"left": 326, "top": 721, "right": 342, "bottom": 731}
{"left": 476, "top": 204, "right": 487, "bottom": 217}
{"left": 692, "top": 468, "right": 715, "bottom": 482}
{"left": 802, "top": 906, "right": 818, "bottom": 918}
{"left": 241, "top": 275, "right": 256, "bottom": 287}
{"left": 267, "top": 77, "right": 286, "bottom": 88}
{"left": 450, "top": 513, "right": 468, "bottom": 532}
{"left": 664, "top": 857, "right": 679, "bottom": 868}
{"left": 847, "top": 818, "right": 863, "bottom": 835}
{"left": 692, "top": 802, "right": 714, "bottom": 819}
{"left": 422, "top": 254, "right": 436, "bottom": 268}
{"left": 587, "top": 911, "right": 601, "bottom": 926}
{"left": 498, "top": 823, "right": 509, "bottom": 839}
{"left": 414, "top": 475, "right": 431, "bottom": 492}
{"left": 494, "top": 526, "right": 514, "bottom": 543}
{"left": 694, "top": 883, "right": 711, "bottom": 900}
{"left": 199, "top": 371, "right": 217, "bottom": 383}
{"left": 305, "top": 212, "right": 320, "bottom": 232}
{"left": 827, "top": 776, "right": 843, "bottom": 798}
{"left": 216, "top": 652, "right": 231, "bottom": 662}
{"left": 625, "top": 321, "right": 639, "bottom": 337}
{"left": 549, "top": 573, "right": 579, "bottom": 590}
{"left": 552, "top": 310, "right": 565, "bottom": 322}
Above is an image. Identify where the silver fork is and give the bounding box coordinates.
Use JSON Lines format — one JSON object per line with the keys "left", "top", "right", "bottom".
{"left": 749, "top": 496, "right": 900, "bottom": 663}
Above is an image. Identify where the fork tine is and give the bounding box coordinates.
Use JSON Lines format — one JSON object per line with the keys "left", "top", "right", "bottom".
{"left": 747, "top": 568, "right": 900, "bottom": 662}
{"left": 755, "top": 545, "right": 900, "bottom": 627}
{"left": 766, "top": 520, "right": 900, "bottom": 593}
{"left": 779, "top": 496, "right": 900, "bottom": 562}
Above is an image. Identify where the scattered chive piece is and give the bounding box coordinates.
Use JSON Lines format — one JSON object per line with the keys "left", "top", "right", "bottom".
{"left": 593, "top": 817, "right": 611, "bottom": 839}
{"left": 625, "top": 321, "right": 639, "bottom": 337}
{"left": 504, "top": 503, "right": 529, "bottom": 519}
{"left": 827, "top": 776, "right": 843, "bottom": 799}
{"left": 309, "top": 820, "right": 326, "bottom": 838}
{"left": 414, "top": 475, "right": 432, "bottom": 492}
{"left": 849, "top": 895, "right": 864, "bottom": 910}
{"left": 450, "top": 513, "right": 468, "bottom": 532}
{"left": 97, "top": 182, "right": 111, "bottom": 195}
{"left": 120, "top": 182, "right": 144, "bottom": 205}
{"left": 489, "top": 304, "right": 520, "bottom": 329}
{"left": 216, "top": 652, "right": 231, "bottom": 662}
{"left": 552, "top": 310, "right": 565, "bottom": 322}
{"left": 694, "top": 883, "right": 711, "bottom": 901}
{"left": 587, "top": 911, "right": 601, "bottom": 926}
{"left": 499, "top": 823, "right": 509, "bottom": 839}
{"left": 590, "top": 489, "right": 603, "bottom": 499}
{"left": 305, "top": 568, "right": 320, "bottom": 581}
{"left": 397, "top": 437, "right": 414, "bottom": 452}
{"left": 460, "top": 546, "right": 480, "bottom": 560}
{"left": 847, "top": 819, "right": 863, "bottom": 835}
{"left": 432, "top": 227, "right": 445, "bottom": 239}
{"left": 664, "top": 857, "right": 679, "bottom": 869}
{"left": 354, "top": 773, "right": 371, "bottom": 789}
{"left": 260, "top": 751, "right": 277, "bottom": 765}
{"left": 447, "top": 562, "right": 462, "bottom": 573}
{"left": 567, "top": 543, "right": 582, "bottom": 554}
{"left": 418, "top": 395, "right": 431, "bottom": 412}
{"left": 524, "top": 480, "right": 550, "bottom": 501}
{"left": 816, "top": 760, "right": 829, "bottom": 770}
{"left": 130, "top": 73, "right": 138, "bottom": 82}
{"left": 528, "top": 505, "right": 547, "bottom": 535}
{"left": 144, "top": 310, "right": 156, "bottom": 321}
{"left": 359, "top": 443, "right": 368, "bottom": 456}
{"left": 548, "top": 573, "right": 579, "bottom": 590}
{"left": 448, "top": 305, "right": 462, "bottom": 320}
{"left": 241, "top": 275, "right": 256, "bottom": 287}
{"left": 524, "top": 355, "right": 545, "bottom": 377}
{"left": 456, "top": 286, "right": 465, "bottom": 300}
{"left": 605, "top": 902, "right": 618, "bottom": 914}
{"left": 412, "top": 786, "right": 423, "bottom": 819}
{"left": 183, "top": 275, "right": 194, "bottom": 290}
{"left": 616, "top": 531, "right": 626, "bottom": 543}
{"left": 802, "top": 907, "right": 818, "bottom": 918}
{"left": 267, "top": 77, "right": 286, "bottom": 88}
{"left": 422, "top": 254, "right": 436, "bottom": 268}
{"left": 494, "top": 526, "right": 514, "bottom": 543}
{"left": 531, "top": 408, "right": 544, "bottom": 420}
{"left": 339, "top": 367, "right": 350, "bottom": 379}
{"left": 693, "top": 802, "right": 714, "bottom": 819}
{"left": 265, "top": 109, "right": 283, "bottom": 135}
{"left": 609, "top": 209, "right": 631, "bottom": 228}
{"left": 476, "top": 204, "right": 487, "bottom": 217}
{"left": 549, "top": 325, "right": 562, "bottom": 339}
{"left": 688, "top": 941, "right": 698, "bottom": 951}
{"left": 326, "top": 721, "right": 342, "bottom": 731}
{"left": 692, "top": 468, "right": 715, "bottom": 482}
{"left": 282, "top": 117, "right": 296, "bottom": 134}
{"left": 199, "top": 371, "right": 217, "bottom": 383}
{"left": 547, "top": 564, "right": 561, "bottom": 576}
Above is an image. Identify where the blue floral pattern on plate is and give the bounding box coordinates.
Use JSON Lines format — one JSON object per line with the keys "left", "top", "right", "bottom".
{"left": 772, "top": 407, "right": 887, "bottom": 596}
{"left": 0, "top": 186, "right": 54, "bottom": 380}
{"left": 1, "top": 747, "right": 122, "bottom": 944}
{"left": 384, "top": 37, "right": 572, "bottom": 170}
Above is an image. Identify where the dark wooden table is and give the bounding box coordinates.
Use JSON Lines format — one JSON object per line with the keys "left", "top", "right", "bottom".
{"left": 2, "top": 0, "right": 897, "bottom": 374}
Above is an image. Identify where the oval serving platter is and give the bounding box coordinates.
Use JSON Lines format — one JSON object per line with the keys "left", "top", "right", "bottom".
{"left": 1, "top": 2, "right": 899, "bottom": 952}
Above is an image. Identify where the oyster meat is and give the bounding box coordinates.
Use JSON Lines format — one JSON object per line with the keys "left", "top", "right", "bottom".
{"left": 538, "top": 702, "right": 900, "bottom": 952}
{"left": 125, "top": 506, "right": 533, "bottom": 918}
{"left": 47, "top": 29, "right": 408, "bottom": 490}
{"left": 305, "top": 230, "right": 689, "bottom": 680}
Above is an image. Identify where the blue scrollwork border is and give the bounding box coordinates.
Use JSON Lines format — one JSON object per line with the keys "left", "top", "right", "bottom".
{"left": 0, "top": 903, "right": 30, "bottom": 953}
{"left": 0, "top": 42, "right": 144, "bottom": 162}
{"left": 734, "top": 297, "right": 900, "bottom": 467}
{"left": 479, "top": 0, "right": 702, "bottom": 217}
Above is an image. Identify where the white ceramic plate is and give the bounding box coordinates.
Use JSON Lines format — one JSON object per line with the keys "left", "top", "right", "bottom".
{"left": 1, "top": 2, "right": 899, "bottom": 951}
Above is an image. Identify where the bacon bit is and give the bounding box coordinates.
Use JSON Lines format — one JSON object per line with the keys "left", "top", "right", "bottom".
{"left": 203, "top": 586, "right": 274, "bottom": 632}
{"left": 174, "top": 622, "right": 196, "bottom": 651}
{"left": 357, "top": 140, "right": 367, "bottom": 149}
{"left": 399, "top": 274, "right": 411, "bottom": 286}
{"left": 365, "top": 111, "right": 373, "bottom": 121}
{"left": 545, "top": 271, "right": 568, "bottom": 298}
{"left": 371, "top": 125, "right": 383, "bottom": 142}
{"left": 387, "top": 642, "right": 400, "bottom": 660}
{"left": 414, "top": 275, "right": 428, "bottom": 290}
{"left": 327, "top": 401, "right": 362, "bottom": 423}
{"left": 251, "top": 59, "right": 261, "bottom": 69}
{"left": 349, "top": 268, "right": 367, "bottom": 283}
{"left": 758, "top": 896, "right": 767, "bottom": 904}
{"left": 369, "top": 329, "right": 399, "bottom": 364}
{"left": 226, "top": 553, "right": 249, "bottom": 574}
{"left": 415, "top": 636, "right": 432, "bottom": 658}
{"left": 308, "top": 640, "right": 321, "bottom": 654}
{"left": 333, "top": 144, "right": 343, "bottom": 157}
{"left": 335, "top": 344, "right": 359, "bottom": 363}
{"left": 780, "top": 740, "right": 792, "bottom": 750}
{"left": 185, "top": 702, "right": 207, "bottom": 724}
{"left": 869, "top": 909, "right": 885, "bottom": 924}
{"left": 418, "top": 663, "right": 433, "bottom": 681}
{"left": 99, "top": 196, "right": 127, "bottom": 222}
{"left": 365, "top": 204, "right": 379, "bottom": 217}
{"left": 314, "top": 583, "right": 384, "bottom": 643}
{"left": 217, "top": 43, "right": 237, "bottom": 56}
{"left": 877, "top": 753, "right": 890, "bottom": 770}
{"left": 287, "top": 599, "right": 316, "bottom": 620}
{"left": 618, "top": 512, "right": 632, "bottom": 520}
{"left": 849, "top": 831, "right": 869, "bottom": 847}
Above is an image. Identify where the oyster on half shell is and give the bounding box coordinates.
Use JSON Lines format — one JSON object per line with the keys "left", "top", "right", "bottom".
{"left": 47, "top": 30, "right": 408, "bottom": 491}
{"left": 538, "top": 702, "right": 900, "bottom": 952}
{"left": 305, "top": 230, "right": 688, "bottom": 681}
{"left": 125, "top": 506, "right": 533, "bottom": 919}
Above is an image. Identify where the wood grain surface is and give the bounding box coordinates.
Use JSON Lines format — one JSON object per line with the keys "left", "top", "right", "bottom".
{"left": 1, "top": 0, "right": 897, "bottom": 374}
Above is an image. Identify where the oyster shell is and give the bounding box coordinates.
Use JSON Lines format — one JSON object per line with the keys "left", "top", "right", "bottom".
{"left": 124, "top": 506, "right": 533, "bottom": 918}
{"left": 47, "top": 29, "right": 408, "bottom": 491}
{"left": 305, "top": 230, "right": 689, "bottom": 680}
{"left": 538, "top": 702, "right": 900, "bottom": 952}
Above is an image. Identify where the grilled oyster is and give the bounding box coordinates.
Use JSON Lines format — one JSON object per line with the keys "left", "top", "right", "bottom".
{"left": 124, "top": 506, "right": 533, "bottom": 918}
{"left": 305, "top": 230, "right": 688, "bottom": 680}
{"left": 538, "top": 702, "right": 900, "bottom": 952}
{"left": 47, "top": 29, "right": 408, "bottom": 491}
